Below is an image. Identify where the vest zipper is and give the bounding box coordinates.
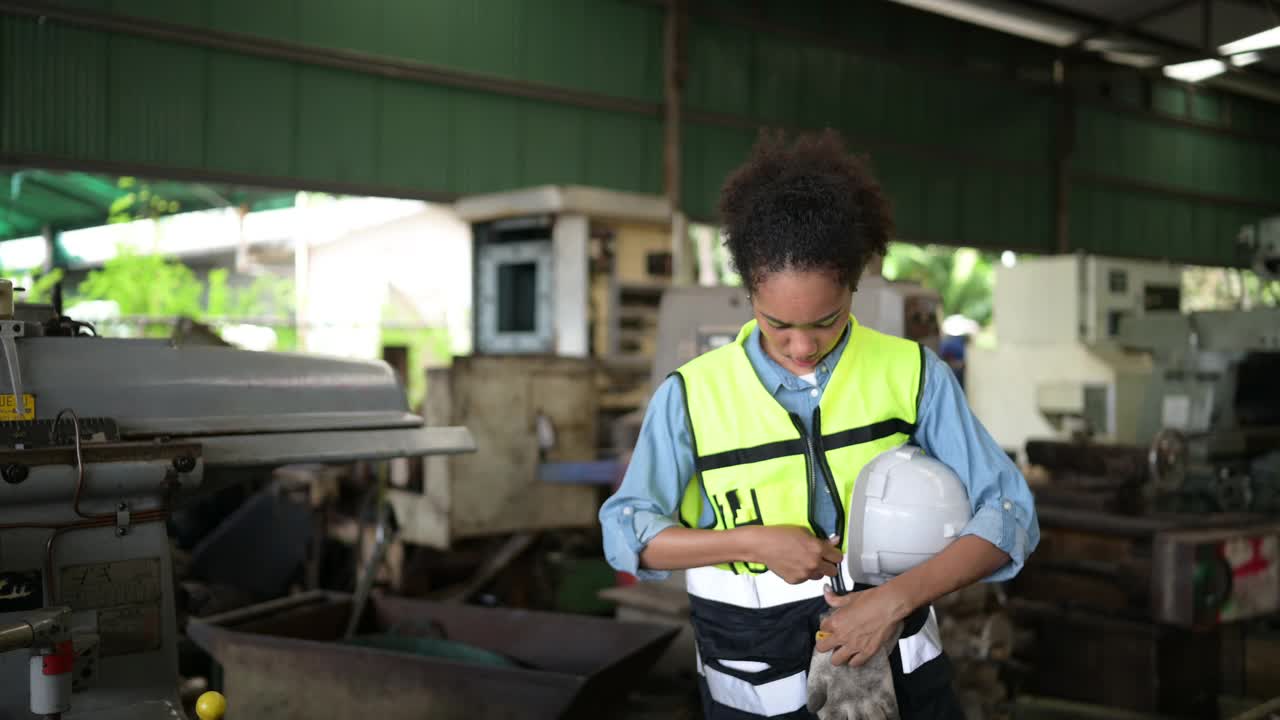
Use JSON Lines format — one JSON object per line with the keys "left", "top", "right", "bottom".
{"left": 789, "top": 412, "right": 847, "bottom": 594}
{"left": 811, "top": 408, "right": 847, "bottom": 544}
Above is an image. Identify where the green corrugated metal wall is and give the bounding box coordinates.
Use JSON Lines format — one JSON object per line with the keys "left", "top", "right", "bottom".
{"left": 1070, "top": 101, "right": 1279, "bottom": 265}
{"left": 2, "top": 0, "right": 1278, "bottom": 265}
{"left": 1, "top": 0, "right": 664, "bottom": 196}
{"left": 679, "top": 8, "right": 1058, "bottom": 253}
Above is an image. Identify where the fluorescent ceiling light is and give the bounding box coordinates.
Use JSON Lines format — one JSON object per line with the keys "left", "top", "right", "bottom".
{"left": 886, "top": 0, "right": 1086, "bottom": 47}
{"left": 1219, "top": 26, "right": 1280, "bottom": 55}
{"left": 1102, "top": 50, "right": 1162, "bottom": 69}
{"left": 1162, "top": 58, "right": 1227, "bottom": 82}
{"left": 1230, "top": 51, "right": 1264, "bottom": 67}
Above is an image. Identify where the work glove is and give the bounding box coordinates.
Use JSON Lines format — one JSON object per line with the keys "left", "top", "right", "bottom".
{"left": 806, "top": 619, "right": 903, "bottom": 720}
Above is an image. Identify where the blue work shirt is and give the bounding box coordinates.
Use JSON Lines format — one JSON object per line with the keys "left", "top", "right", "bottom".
{"left": 599, "top": 320, "right": 1039, "bottom": 583}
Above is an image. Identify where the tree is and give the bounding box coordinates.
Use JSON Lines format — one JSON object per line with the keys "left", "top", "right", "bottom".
{"left": 76, "top": 246, "right": 295, "bottom": 340}
{"left": 19, "top": 269, "right": 65, "bottom": 304}
{"left": 77, "top": 246, "right": 204, "bottom": 319}
{"left": 1182, "top": 265, "right": 1279, "bottom": 311}
{"left": 107, "top": 177, "right": 181, "bottom": 224}
{"left": 881, "top": 243, "right": 998, "bottom": 326}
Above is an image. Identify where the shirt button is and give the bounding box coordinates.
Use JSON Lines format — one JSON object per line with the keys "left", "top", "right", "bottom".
{"left": 623, "top": 506, "right": 635, "bottom": 516}
{"left": 1003, "top": 501, "right": 1012, "bottom": 511}
{"left": 819, "top": 365, "right": 827, "bottom": 373}
{"left": 809, "top": 388, "right": 818, "bottom": 398}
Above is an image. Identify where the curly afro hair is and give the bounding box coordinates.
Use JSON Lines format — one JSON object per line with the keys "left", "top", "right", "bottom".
{"left": 718, "top": 128, "right": 893, "bottom": 294}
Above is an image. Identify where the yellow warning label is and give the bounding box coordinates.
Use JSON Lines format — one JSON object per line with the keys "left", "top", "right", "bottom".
{"left": 0, "top": 394, "right": 35, "bottom": 421}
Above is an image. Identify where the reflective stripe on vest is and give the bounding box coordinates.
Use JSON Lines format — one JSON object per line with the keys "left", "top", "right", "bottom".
{"left": 686, "top": 565, "right": 835, "bottom": 609}
{"left": 674, "top": 316, "right": 923, "bottom": 574}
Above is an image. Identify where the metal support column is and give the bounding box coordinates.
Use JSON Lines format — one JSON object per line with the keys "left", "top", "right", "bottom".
{"left": 664, "top": 0, "right": 691, "bottom": 286}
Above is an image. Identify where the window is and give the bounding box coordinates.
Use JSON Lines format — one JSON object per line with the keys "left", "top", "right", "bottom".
{"left": 496, "top": 262, "right": 538, "bottom": 333}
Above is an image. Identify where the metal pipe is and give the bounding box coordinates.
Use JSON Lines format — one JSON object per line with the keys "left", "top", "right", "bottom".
{"left": 1, "top": 331, "right": 25, "bottom": 419}
{"left": 0, "top": 623, "right": 34, "bottom": 654}
{"left": 0, "top": 607, "right": 67, "bottom": 653}
{"left": 344, "top": 464, "right": 392, "bottom": 640}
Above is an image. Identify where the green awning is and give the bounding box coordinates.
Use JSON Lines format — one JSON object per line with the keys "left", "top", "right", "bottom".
{"left": 0, "top": 170, "right": 295, "bottom": 242}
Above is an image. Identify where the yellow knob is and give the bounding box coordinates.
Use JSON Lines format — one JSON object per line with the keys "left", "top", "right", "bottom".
{"left": 195, "top": 691, "right": 227, "bottom": 720}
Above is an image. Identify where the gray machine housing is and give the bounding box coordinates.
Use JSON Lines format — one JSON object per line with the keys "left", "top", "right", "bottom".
{"left": 0, "top": 301, "right": 474, "bottom": 719}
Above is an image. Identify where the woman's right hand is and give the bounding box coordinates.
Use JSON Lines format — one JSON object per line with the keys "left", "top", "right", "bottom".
{"left": 742, "top": 526, "right": 843, "bottom": 584}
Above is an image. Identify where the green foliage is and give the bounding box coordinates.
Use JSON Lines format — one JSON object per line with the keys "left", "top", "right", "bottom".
{"left": 233, "top": 274, "right": 295, "bottom": 319}
{"left": 273, "top": 326, "right": 299, "bottom": 352}
{"left": 22, "top": 269, "right": 65, "bottom": 304}
{"left": 380, "top": 326, "right": 453, "bottom": 411}
{"left": 1182, "top": 266, "right": 1280, "bottom": 311}
{"left": 108, "top": 177, "right": 182, "bottom": 224}
{"left": 206, "top": 269, "right": 231, "bottom": 316}
{"left": 79, "top": 247, "right": 204, "bottom": 318}
{"left": 74, "top": 246, "right": 295, "bottom": 340}
{"left": 881, "top": 243, "right": 997, "bottom": 326}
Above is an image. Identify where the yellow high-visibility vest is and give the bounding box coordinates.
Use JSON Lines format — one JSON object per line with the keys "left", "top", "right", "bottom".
{"left": 674, "top": 316, "right": 923, "bottom": 574}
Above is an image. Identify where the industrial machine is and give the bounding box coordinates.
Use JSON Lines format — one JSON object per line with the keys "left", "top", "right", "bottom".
{"left": 971, "top": 240, "right": 1280, "bottom": 714}
{"left": 967, "top": 253, "right": 1184, "bottom": 454}
{"left": 0, "top": 280, "right": 476, "bottom": 719}
{"left": 849, "top": 273, "right": 943, "bottom": 355}
{"left": 1118, "top": 306, "right": 1280, "bottom": 514}
{"left": 454, "top": 184, "right": 674, "bottom": 363}
{"left": 648, "top": 269, "right": 943, "bottom": 385}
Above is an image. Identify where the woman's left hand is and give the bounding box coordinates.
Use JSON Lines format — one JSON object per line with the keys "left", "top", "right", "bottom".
{"left": 814, "top": 584, "right": 909, "bottom": 667}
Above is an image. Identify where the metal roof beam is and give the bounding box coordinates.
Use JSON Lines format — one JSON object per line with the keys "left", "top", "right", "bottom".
{"left": 1008, "top": 0, "right": 1280, "bottom": 81}
{"left": 1069, "top": 0, "right": 1202, "bottom": 50}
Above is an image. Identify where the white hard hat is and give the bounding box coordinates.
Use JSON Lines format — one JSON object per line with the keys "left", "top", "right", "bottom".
{"left": 844, "top": 445, "right": 972, "bottom": 586}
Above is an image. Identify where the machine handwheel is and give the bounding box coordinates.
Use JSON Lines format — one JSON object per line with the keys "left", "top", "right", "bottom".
{"left": 1148, "top": 427, "right": 1188, "bottom": 493}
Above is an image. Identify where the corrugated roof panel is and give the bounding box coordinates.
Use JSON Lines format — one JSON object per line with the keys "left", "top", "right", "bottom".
{"left": 521, "top": 0, "right": 588, "bottom": 93}
{"left": 295, "top": 66, "right": 379, "bottom": 186}
{"left": 107, "top": 36, "right": 207, "bottom": 168}
{"left": 451, "top": 91, "right": 522, "bottom": 195}
{"left": 298, "top": 0, "right": 380, "bottom": 53}
{"left": 112, "top": 0, "right": 205, "bottom": 26}
{"left": 687, "top": 19, "right": 753, "bottom": 117}
{"left": 752, "top": 34, "right": 804, "bottom": 127}
{"left": 209, "top": 0, "right": 298, "bottom": 42}
{"left": 583, "top": 110, "right": 661, "bottom": 195}
{"left": 205, "top": 54, "right": 297, "bottom": 179}
{"left": 1, "top": 17, "right": 108, "bottom": 161}
{"left": 520, "top": 102, "right": 586, "bottom": 188}
{"left": 580, "top": 0, "right": 662, "bottom": 102}
{"left": 378, "top": 81, "right": 454, "bottom": 192}
{"left": 447, "top": 0, "right": 526, "bottom": 85}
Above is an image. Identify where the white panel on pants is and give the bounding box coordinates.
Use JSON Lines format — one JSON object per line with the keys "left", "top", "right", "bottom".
{"left": 687, "top": 565, "right": 944, "bottom": 718}
{"left": 897, "top": 607, "right": 943, "bottom": 673}
{"left": 695, "top": 651, "right": 808, "bottom": 717}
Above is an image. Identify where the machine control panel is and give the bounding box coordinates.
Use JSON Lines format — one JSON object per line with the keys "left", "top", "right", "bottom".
{"left": 0, "top": 418, "right": 120, "bottom": 449}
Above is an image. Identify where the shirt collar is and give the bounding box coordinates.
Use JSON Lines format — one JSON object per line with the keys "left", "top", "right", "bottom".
{"left": 743, "top": 317, "right": 854, "bottom": 395}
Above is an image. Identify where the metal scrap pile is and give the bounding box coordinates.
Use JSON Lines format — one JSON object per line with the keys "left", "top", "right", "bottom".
{"left": 936, "top": 583, "right": 1032, "bottom": 720}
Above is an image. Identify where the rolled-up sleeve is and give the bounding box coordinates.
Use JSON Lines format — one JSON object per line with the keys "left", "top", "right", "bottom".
{"left": 599, "top": 376, "right": 701, "bottom": 582}
{"left": 913, "top": 348, "right": 1039, "bottom": 582}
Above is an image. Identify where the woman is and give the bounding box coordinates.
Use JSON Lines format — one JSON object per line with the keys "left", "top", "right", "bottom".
{"left": 600, "top": 129, "right": 1038, "bottom": 719}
